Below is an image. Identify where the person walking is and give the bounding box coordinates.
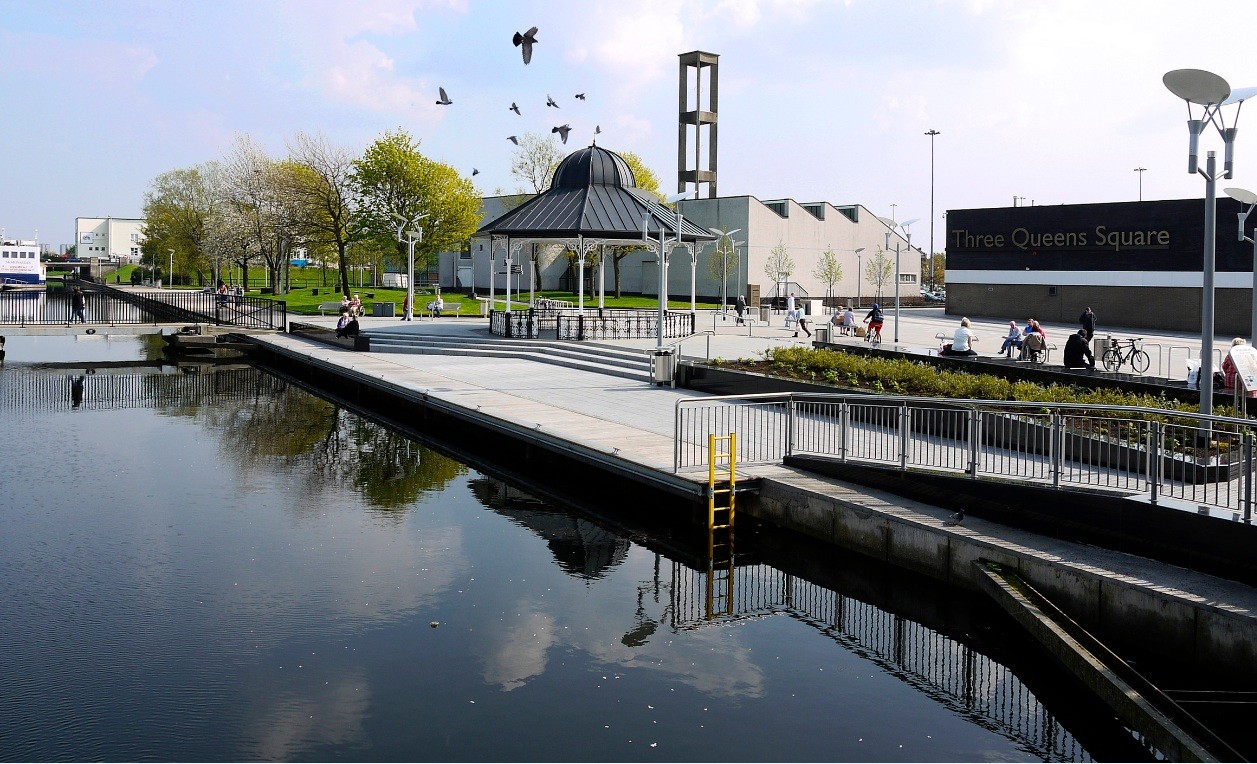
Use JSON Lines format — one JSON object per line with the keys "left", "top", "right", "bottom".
{"left": 793, "top": 313, "right": 812, "bottom": 338}
{"left": 1079, "top": 307, "right": 1097, "bottom": 341}
{"left": 70, "top": 287, "right": 87, "bottom": 324}
{"left": 735, "top": 295, "right": 746, "bottom": 325}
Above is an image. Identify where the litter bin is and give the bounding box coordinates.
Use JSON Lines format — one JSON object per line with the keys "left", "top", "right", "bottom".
{"left": 758, "top": 305, "right": 770, "bottom": 322}
{"left": 814, "top": 325, "right": 830, "bottom": 344}
{"left": 649, "top": 348, "right": 676, "bottom": 387}
{"left": 372, "top": 302, "right": 395, "bottom": 317}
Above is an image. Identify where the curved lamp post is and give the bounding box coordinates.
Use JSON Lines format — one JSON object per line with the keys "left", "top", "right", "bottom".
{"left": 1224, "top": 186, "right": 1257, "bottom": 343}
{"left": 925, "top": 129, "right": 940, "bottom": 293}
{"left": 1165, "top": 69, "right": 1256, "bottom": 416}
{"left": 643, "top": 191, "right": 695, "bottom": 350}
{"left": 391, "top": 211, "right": 428, "bottom": 320}
{"left": 708, "top": 227, "right": 741, "bottom": 317}
{"left": 878, "top": 217, "right": 919, "bottom": 344}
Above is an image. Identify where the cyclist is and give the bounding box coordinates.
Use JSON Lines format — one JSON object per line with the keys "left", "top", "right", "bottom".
{"left": 863, "top": 303, "right": 884, "bottom": 343}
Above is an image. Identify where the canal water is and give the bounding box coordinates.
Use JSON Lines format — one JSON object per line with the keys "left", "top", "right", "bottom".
{"left": 0, "top": 341, "right": 1157, "bottom": 761}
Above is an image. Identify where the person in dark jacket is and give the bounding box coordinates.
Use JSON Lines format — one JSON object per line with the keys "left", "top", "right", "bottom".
{"left": 735, "top": 295, "right": 746, "bottom": 325}
{"left": 1063, "top": 329, "right": 1094, "bottom": 369}
{"left": 1079, "top": 307, "right": 1097, "bottom": 340}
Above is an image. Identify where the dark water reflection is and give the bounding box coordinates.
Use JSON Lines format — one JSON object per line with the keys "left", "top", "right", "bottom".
{"left": 0, "top": 364, "right": 1152, "bottom": 762}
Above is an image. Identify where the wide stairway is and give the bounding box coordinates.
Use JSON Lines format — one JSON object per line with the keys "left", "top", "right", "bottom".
{"left": 363, "top": 329, "right": 655, "bottom": 382}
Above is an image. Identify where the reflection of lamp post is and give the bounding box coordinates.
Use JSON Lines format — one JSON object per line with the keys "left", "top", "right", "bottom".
{"left": 168, "top": 249, "right": 174, "bottom": 289}
{"left": 879, "top": 217, "right": 918, "bottom": 344}
{"left": 1164, "top": 68, "right": 1256, "bottom": 417}
{"left": 391, "top": 212, "right": 428, "bottom": 321}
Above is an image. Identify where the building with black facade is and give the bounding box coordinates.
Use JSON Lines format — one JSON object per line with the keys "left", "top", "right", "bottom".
{"left": 946, "top": 198, "right": 1255, "bottom": 335}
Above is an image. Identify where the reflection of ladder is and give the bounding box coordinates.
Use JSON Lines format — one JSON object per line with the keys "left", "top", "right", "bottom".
{"left": 706, "top": 433, "right": 736, "bottom": 619}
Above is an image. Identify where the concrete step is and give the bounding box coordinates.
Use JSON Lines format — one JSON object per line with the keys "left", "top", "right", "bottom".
{"left": 363, "top": 334, "right": 651, "bottom": 382}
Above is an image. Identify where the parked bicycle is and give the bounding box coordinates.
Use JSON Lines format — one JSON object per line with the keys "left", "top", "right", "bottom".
{"left": 1101, "top": 337, "right": 1151, "bottom": 373}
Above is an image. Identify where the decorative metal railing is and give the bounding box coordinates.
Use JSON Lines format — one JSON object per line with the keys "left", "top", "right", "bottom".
{"left": 670, "top": 562, "right": 1094, "bottom": 761}
{"left": 675, "top": 393, "right": 1257, "bottom": 515}
{"left": 490, "top": 307, "right": 695, "bottom": 341}
{"left": 0, "top": 284, "right": 287, "bottom": 330}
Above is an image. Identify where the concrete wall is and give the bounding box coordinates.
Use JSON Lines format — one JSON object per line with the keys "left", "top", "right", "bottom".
{"left": 75, "top": 217, "right": 145, "bottom": 262}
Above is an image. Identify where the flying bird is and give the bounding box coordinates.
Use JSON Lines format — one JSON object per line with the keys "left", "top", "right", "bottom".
{"left": 510, "top": 102, "right": 521, "bottom": 115}
{"left": 943, "top": 510, "right": 965, "bottom": 527}
{"left": 574, "top": 93, "right": 586, "bottom": 100}
{"left": 435, "top": 87, "right": 452, "bottom": 105}
{"left": 512, "top": 27, "right": 538, "bottom": 65}
{"left": 507, "top": 135, "right": 519, "bottom": 145}
{"left": 472, "top": 168, "right": 480, "bottom": 176}
{"left": 546, "top": 94, "right": 559, "bottom": 108}
{"left": 552, "top": 124, "right": 571, "bottom": 144}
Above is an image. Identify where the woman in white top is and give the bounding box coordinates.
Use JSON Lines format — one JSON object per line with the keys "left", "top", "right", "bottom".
{"left": 948, "top": 317, "right": 978, "bottom": 356}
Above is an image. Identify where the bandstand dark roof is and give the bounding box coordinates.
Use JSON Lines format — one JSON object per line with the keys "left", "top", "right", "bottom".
{"left": 475, "top": 145, "right": 717, "bottom": 243}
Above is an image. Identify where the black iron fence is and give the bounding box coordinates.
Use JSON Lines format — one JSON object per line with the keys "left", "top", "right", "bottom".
{"left": 490, "top": 307, "right": 695, "bottom": 341}
{"left": 0, "top": 285, "right": 286, "bottom": 329}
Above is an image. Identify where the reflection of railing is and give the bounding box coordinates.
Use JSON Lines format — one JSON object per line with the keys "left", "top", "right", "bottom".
{"left": 489, "top": 308, "right": 696, "bottom": 341}
{"left": 0, "top": 366, "right": 281, "bottom": 412}
{"left": 670, "top": 562, "right": 1093, "bottom": 762}
{"left": 675, "top": 393, "right": 1257, "bottom": 515}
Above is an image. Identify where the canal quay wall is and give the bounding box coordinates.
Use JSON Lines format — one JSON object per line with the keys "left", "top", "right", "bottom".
{"left": 243, "top": 327, "right": 1257, "bottom": 680}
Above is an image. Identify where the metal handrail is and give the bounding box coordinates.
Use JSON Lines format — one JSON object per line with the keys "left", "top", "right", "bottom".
{"left": 674, "top": 391, "right": 1257, "bottom": 518}
{"left": 660, "top": 330, "right": 715, "bottom": 360}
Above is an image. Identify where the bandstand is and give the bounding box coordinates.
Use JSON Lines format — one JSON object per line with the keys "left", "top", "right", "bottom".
{"left": 474, "top": 145, "right": 716, "bottom": 340}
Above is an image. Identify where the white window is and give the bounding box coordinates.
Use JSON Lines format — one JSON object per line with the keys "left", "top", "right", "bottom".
{"left": 899, "top": 274, "right": 916, "bottom": 283}
{"left": 131, "top": 233, "right": 140, "bottom": 242}
{"left": 131, "top": 248, "right": 139, "bottom": 256}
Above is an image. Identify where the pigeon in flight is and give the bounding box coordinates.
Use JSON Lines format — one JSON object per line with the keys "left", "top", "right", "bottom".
{"left": 574, "top": 93, "right": 586, "bottom": 100}
{"left": 546, "top": 94, "right": 559, "bottom": 108}
{"left": 507, "top": 135, "right": 519, "bottom": 145}
{"left": 510, "top": 102, "right": 521, "bottom": 115}
{"left": 513, "top": 27, "right": 538, "bottom": 65}
{"left": 436, "top": 87, "right": 452, "bottom": 105}
{"left": 552, "top": 124, "right": 571, "bottom": 144}
{"left": 943, "top": 509, "right": 965, "bottom": 527}
{"left": 472, "top": 168, "right": 480, "bottom": 176}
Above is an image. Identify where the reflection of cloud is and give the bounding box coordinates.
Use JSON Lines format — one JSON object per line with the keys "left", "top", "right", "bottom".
{"left": 481, "top": 605, "right": 556, "bottom": 691}
{"left": 247, "top": 672, "right": 370, "bottom": 760}
{"left": 584, "top": 626, "right": 767, "bottom": 700}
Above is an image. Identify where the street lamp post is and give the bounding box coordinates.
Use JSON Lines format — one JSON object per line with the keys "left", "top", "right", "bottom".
{"left": 708, "top": 227, "right": 741, "bottom": 317}
{"left": 1164, "top": 68, "right": 1256, "bottom": 417}
{"left": 1224, "top": 187, "right": 1257, "bottom": 343}
{"left": 168, "top": 249, "right": 174, "bottom": 289}
{"left": 391, "top": 211, "right": 428, "bottom": 321}
{"left": 879, "top": 217, "right": 918, "bottom": 345}
{"left": 925, "top": 129, "right": 940, "bottom": 294}
{"left": 1134, "top": 167, "right": 1147, "bottom": 201}
{"left": 856, "top": 250, "right": 863, "bottom": 308}
{"left": 643, "top": 191, "right": 695, "bottom": 351}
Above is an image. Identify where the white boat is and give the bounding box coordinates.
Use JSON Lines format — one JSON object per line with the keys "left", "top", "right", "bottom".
{"left": 0, "top": 238, "right": 45, "bottom": 287}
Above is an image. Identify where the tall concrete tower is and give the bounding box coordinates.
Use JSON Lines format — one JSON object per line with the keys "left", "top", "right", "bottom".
{"left": 677, "top": 51, "right": 718, "bottom": 198}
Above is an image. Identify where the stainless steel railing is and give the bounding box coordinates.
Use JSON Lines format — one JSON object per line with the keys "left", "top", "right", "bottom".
{"left": 675, "top": 393, "right": 1257, "bottom": 517}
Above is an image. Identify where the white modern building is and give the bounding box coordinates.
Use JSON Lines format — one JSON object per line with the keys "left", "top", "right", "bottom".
{"left": 446, "top": 191, "right": 920, "bottom": 312}
{"left": 75, "top": 217, "right": 145, "bottom": 262}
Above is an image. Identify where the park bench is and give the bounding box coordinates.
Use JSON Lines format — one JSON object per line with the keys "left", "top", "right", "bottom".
{"left": 318, "top": 301, "right": 345, "bottom": 315}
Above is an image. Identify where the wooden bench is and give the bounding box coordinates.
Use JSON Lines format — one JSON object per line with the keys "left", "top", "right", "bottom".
{"left": 317, "top": 301, "right": 344, "bottom": 315}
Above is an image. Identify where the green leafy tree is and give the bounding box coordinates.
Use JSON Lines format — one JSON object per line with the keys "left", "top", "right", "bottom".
{"left": 354, "top": 128, "right": 482, "bottom": 281}
{"left": 140, "top": 163, "right": 219, "bottom": 286}
{"left": 866, "top": 248, "right": 894, "bottom": 300}
{"left": 813, "top": 247, "right": 843, "bottom": 308}
{"left": 609, "top": 149, "right": 664, "bottom": 297}
{"left": 922, "top": 251, "right": 946, "bottom": 290}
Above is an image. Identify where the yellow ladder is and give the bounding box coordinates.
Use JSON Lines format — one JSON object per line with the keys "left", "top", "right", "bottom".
{"left": 706, "top": 433, "right": 736, "bottom": 619}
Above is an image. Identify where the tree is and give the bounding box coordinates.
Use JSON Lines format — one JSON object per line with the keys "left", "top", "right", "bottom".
{"left": 604, "top": 149, "right": 664, "bottom": 297}
{"left": 509, "top": 132, "right": 565, "bottom": 193}
{"left": 706, "top": 229, "right": 741, "bottom": 309}
{"left": 922, "top": 251, "right": 946, "bottom": 290}
{"left": 219, "top": 134, "right": 305, "bottom": 295}
{"left": 354, "top": 128, "right": 483, "bottom": 285}
{"left": 140, "top": 163, "right": 220, "bottom": 286}
{"left": 288, "top": 130, "right": 361, "bottom": 296}
{"left": 763, "top": 241, "right": 795, "bottom": 304}
{"left": 866, "top": 248, "right": 894, "bottom": 300}
{"left": 813, "top": 247, "right": 843, "bottom": 310}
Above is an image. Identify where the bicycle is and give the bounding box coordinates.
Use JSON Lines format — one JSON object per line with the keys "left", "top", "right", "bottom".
{"left": 1101, "top": 337, "right": 1150, "bottom": 373}
{"left": 863, "top": 322, "right": 883, "bottom": 345}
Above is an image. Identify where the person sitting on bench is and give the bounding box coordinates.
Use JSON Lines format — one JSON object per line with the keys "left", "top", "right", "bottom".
{"left": 941, "top": 317, "right": 978, "bottom": 356}
{"left": 1063, "top": 329, "right": 1094, "bottom": 369}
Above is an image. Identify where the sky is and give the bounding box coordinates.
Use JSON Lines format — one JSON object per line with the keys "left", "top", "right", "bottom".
{"left": 4, "top": 0, "right": 1257, "bottom": 253}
